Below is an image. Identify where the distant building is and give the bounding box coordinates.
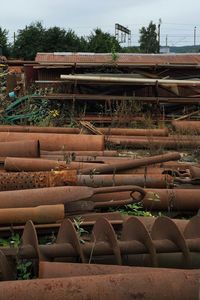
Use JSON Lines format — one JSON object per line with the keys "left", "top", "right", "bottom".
{"left": 160, "top": 46, "right": 170, "bottom": 54}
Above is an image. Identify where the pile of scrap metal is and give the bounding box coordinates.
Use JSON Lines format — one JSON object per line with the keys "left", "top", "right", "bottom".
{"left": 6, "top": 53, "right": 200, "bottom": 125}
{"left": 28, "top": 53, "right": 200, "bottom": 123}
{"left": 0, "top": 55, "right": 200, "bottom": 299}
{"left": 0, "top": 126, "right": 199, "bottom": 298}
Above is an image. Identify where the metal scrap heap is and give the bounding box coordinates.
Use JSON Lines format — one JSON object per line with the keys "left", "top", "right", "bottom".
{"left": 0, "top": 53, "right": 200, "bottom": 299}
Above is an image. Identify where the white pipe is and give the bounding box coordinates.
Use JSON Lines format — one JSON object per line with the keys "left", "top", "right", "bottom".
{"left": 60, "top": 74, "right": 200, "bottom": 86}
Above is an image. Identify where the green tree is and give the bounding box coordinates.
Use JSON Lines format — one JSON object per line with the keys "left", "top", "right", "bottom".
{"left": 0, "top": 27, "right": 10, "bottom": 56}
{"left": 77, "top": 36, "right": 89, "bottom": 52}
{"left": 43, "top": 28, "right": 88, "bottom": 53}
{"left": 42, "top": 26, "right": 67, "bottom": 52}
{"left": 13, "top": 21, "right": 45, "bottom": 60}
{"left": 139, "top": 21, "right": 159, "bottom": 53}
{"left": 88, "top": 28, "right": 121, "bottom": 53}
{"left": 64, "top": 30, "right": 86, "bottom": 52}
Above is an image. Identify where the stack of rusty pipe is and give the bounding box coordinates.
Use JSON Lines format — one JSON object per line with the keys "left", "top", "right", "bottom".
{"left": 4, "top": 152, "right": 181, "bottom": 173}
{"left": 0, "top": 185, "right": 145, "bottom": 224}
{"left": 0, "top": 132, "right": 104, "bottom": 151}
{"left": 0, "top": 152, "right": 184, "bottom": 191}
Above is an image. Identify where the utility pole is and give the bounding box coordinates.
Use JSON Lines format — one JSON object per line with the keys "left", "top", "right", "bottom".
{"left": 166, "top": 35, "right": 168, "bottom": 47}
{"left": 158, "top": 18, "right": 162, "bottom": 53}
{"left": 194, "top": 26, "right": 197, "bottom": 47}
{"left": 13, "top": 32, "right": 16, "bottom": 46}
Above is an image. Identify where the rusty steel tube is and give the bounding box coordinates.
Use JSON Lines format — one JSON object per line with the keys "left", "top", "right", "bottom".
{"left": 41, "top": 156, "right": 133, "bottom": 163}
{"left": 0, "top": 185, "right": 140, "bottom": 209}
{"left": 4, "top": 157, "right": 70, "bottom": 172}
{"left": 0, "top": 170, "right": 77, "bottom": 191}
{"left": 190, "top": 166, "right": 200, "bottom": 178}
{"left": 81, "top": 152, "right": 181, "bottom": 174}
{"left": 0, "top": 186, "right": 94, "bottom": 208}
{"left": 117, "top": 166, "right": 180, "bottom": 175}
{"left": 77, "top": 174, "right": 173, "bottom": 188}
{"left": 142, "top": 189, "right": 200, "bottom": 211}
{"left": 38, "top": 262, "right": 178, "bottom": 278}
{"left": 0, "top": 140, "right": 40, "bottom": 158}
{"left": 99, "top": 127, "right": 169, "bottom": 136}
{"left": 0, "top": 125, "right": 80, "bottom": 134}
{"left": 0, "top": 132, "right": 104, "bottom": 151}
{"left": 41, "top": 150, "right": 118, "bottom": 157}
{"left": 0, "top": 205, "right": 64, "bottom": 224}
{"left": 0, "top": 125, "right": 169, "bottom": 136}
{"left": 172, "top": 120, "right": 200, "bottom": 134}
{"left": 108, "top": 136, "right": 200, "bottom": 149}
{"left": 120, "top": 167, "right": 184, "bottom": 175}
{"left": 1, "top": 270, "right": 199, "bottom": 300}
{"left": 4, "top": 157, "right": 104, "bottom": 172}
{"left": 89, "top": 188, "right": 200, "bottom": 211}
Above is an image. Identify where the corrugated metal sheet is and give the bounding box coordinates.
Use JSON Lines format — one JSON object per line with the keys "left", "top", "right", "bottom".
{"left": 35, "top": 53, "right": 200, "bottom": 65}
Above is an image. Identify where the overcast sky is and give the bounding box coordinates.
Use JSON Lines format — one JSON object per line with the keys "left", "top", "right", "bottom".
{"left": 1, "top": 0, "right": 200, "bottom": 47}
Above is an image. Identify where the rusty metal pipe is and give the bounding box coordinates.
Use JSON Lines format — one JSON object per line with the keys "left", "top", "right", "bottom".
{"left": 38, "top": 261, "right": 180, "bottom": 278}
{"left": 1, "top": 271, "right": 200, "bottom": 300}
{"left": 44, "top": 156, "right": 133, "bottom": 163}
{"left": 142, "top": 189, "right": 200, "bottom": 211}
{"left": 120, "top": 167, "right": 187, "bottom": 176}
{"left": 172, "top": 120, "right": 200, "bottom": 134}
{"left": 0, "top": 205, "right": 64, "bottom": 224}
{"left": 77, "top": 174, "right": 173, "bottom": 188}
{"left": 0, "top": 186, "right": 94, "bottom": 208}
{"left": 0, "top": 125, "right": 80, "bottom": 134}
{"left": 99, "top": 127, "right": 169, "bottom": 136}
{"left": 0, "top": 132, "right": 104, "bottom": 151}
{"left": 0, "top": 170, "right": 77, "bottom": 191}
{"left": 190, "top": 166, "right": 200, "bottom": 178}
{"left": 0, "top": 185, "right": 142, "bottom": 209}
{"left": 0, "top": 140, "right": 40, "bottom": 158}
{"left": 0, "top": 125, "right": 169, "bottom": 136}
{"left": 41, "top": 150, "right": 118, "bottom": 157}
{"left": 4, "top": 157, "right": 105, "bottom": 172}
{"left": 107, "top": 138, "right": 200, "bottom": 150}
{"left": 89, "top": 188, "right": 200, "bottom": 211}
{"left": 81, "top": 152, "right": 181, "bottom": 174}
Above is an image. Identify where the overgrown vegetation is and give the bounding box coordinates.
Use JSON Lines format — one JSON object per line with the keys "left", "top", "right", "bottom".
{"left": 118, "top": 202, "right": 152, "bottom": 217}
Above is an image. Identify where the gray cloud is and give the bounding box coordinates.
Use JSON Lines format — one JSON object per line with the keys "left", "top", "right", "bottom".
{"left": 1, "top": 0, "right": 200, "bottom": 46}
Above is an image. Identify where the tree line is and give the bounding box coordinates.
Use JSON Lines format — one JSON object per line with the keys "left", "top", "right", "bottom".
{"left": 0, "top": 21, "right": 159, "bottom": 60}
